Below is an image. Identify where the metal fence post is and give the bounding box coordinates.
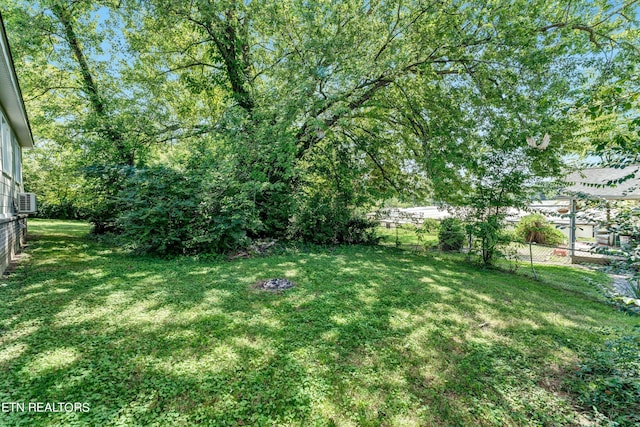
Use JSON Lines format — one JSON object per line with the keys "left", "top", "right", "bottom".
{"left": 395, "top": 223, "right": 399, "bottom": 247}
{"left": 569, "top": 198, "right": 576, "bottom": 258}
{"left": 529, "top": 241, "right": 538, "bottom": 280}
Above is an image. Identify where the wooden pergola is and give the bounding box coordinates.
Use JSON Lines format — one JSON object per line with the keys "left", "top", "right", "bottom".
{"left": 558, "top": 165, "right": 640, "bottom": 256}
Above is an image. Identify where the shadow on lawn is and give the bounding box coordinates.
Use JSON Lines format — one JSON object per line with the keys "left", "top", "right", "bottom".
{"left": 0, "top": 222, "right": 629, "bottom": 426}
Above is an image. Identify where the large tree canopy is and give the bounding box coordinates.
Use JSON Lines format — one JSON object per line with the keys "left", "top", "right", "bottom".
{"left": 4, "top": 0, "right": 639, "bottom": 249}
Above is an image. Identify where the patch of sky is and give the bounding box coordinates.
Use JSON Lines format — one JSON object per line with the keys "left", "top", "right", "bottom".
{"left": 90, "top": 6, "right": 134, "bottom": 76}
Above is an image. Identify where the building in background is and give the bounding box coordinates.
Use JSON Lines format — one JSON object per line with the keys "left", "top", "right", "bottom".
{"left": 0, "top": 12, "right": 34, "bottom": 273}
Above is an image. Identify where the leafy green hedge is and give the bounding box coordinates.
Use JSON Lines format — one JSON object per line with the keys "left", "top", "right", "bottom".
{"left": 290, "top": 191, "right": 378, "bottom": 245}
{"left": 117, "top": 165, "right": 260, "bottom": 255}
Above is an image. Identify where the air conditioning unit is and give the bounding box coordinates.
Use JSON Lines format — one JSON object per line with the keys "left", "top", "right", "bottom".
{"left": 18, "top": 193, "right": 36, "bottom": 214}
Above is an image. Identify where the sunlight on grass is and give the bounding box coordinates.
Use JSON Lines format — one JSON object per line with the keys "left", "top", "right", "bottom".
{"left": 0, "top": 321, "right": 39, "bottom": 344}
{"left": 119, "top": 301, "right": 176, "bottom": 327}
{"left": 0, "top": 342, "right": 27, "bottom": 364}
{"left": 0, "top": 219, "right": 637, "bottom": 426}
{"left": 54, "top": 292, "right": 129, "bottom": 327}
{"left": 24, "top": 347, "right": 80, "bottom": 376}
{"left": 149, "top": 343, "right": 241, "bottom": 376}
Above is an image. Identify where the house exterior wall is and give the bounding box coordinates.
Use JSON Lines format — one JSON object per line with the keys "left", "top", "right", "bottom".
{"left": 0, "top": 102, "right": 27, "bottom": 274}
{"left": 0, "top": 12, "right": 33, "bottom": 275}
{"left": 0, "top": 215, "right": 26, "bottom": 273}
{"left": 557, "top": 223, "right": 594, "bottom": 241}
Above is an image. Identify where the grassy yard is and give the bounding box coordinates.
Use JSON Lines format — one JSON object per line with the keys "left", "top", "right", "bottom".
{"left": 0, "top": 219, "right": 638, "bottom": 426}
{"left": 376, "top": 224, "right": 437, "bottom": 249}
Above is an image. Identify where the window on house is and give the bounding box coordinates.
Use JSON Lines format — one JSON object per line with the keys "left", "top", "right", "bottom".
{"left": 0, "top": 114, "right": 5, "bottom": 173}
{"left": 12, "top": 136, "right": 21, "bottom": 184}
{"left": 2, "top": 118, "right": 12, "bottom": 177}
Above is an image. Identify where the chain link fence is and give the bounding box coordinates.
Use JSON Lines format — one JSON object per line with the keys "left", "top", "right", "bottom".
{"left": 493, "top": 241, "right": 618, "bottom": 280}
{"left": 374, "top": 219, "right": 619, "bottom": 268}
{"left": 499, "top": 241, "right": 613, "bottom": 266}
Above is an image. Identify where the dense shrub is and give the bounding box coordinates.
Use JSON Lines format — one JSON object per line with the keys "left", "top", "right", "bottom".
{"left": 290, "top": 192, "right": 378, "bottom": 245}
{"left": 117, "top": 165, "right": 260, "bottom": 255}
{"left": 438, "top": 218, "right": 465, "bottom": 251}
{"left": 33, "top": 200, "right": 89, "bottom": 220}
{"left": 515, "top": 214, "right": 565, "bottom": 245}
{"left": 253, "top": 182, "right": 294, "bottom": 238}
{"left": 84, "top": 164, "right": 134, "bottom": 234}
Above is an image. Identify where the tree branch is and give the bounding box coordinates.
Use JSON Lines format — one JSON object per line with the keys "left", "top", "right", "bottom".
{"left": 182, "top": 12, "right": 255, "bottom": 111}
{"left": 51, "top": 3, "right": 133, "bottom": 165}
{"left": 342, "top": 130, "right": 402, "bottom": 193}
{"left": 538, "top": 22, "right": 616, "bottom": 48}
{"left": 158, "top": 61, "right": 223, "bottom": 75}
{"left": 26, "top": 86, "right": 82, "bottom": 102}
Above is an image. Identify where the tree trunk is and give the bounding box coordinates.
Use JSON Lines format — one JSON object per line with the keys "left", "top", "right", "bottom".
{"left": 51, "top": 3, "right": 134, "bottom": 166}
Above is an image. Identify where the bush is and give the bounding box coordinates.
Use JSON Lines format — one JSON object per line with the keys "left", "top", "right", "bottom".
{"left": 515, "top": 214, "right": 565, "bottom": 245}
{"left": 469, "top": 214, "right": 512, "bottom": 265}
{"left": 416, "top": 218, "right": 440, "bottom": 248}
{"left": 117, "top": 165, "right": 260, "bottom": 255}
{"left": 420, "top": 218, "right": 440, "bottom": 233}
{"left": 438, "top": 218, "right": 465, "bottom": 251}
{"left": 290, "top": 192, "right": 378, "bottom": 245}
{"left": 83, "top": 164, "right": 134, "bottom": 234}
{"left": 33, "top": 200, "right": 89, "bottom": 220}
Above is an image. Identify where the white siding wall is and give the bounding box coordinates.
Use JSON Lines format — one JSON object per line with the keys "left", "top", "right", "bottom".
{"left": 0, "top": 110, "right": 22, "bottom": 217}
{"left": 0, "top": 172, "right": 22, "bottom": 217}
{"left": 0, "top": 107, "right": 26, "bottom": 273}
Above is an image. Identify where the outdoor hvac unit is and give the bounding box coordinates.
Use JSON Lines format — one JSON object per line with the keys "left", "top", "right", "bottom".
{"left": 18, "top": 193, "right": 37, "bottom": 214}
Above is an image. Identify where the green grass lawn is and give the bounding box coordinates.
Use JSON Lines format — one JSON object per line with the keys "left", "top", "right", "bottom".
{"left": 376, "top": 224, "right": 437, "bottom": 249}
{"left": 1, "top": 219, "right": 638, "bottom": 426}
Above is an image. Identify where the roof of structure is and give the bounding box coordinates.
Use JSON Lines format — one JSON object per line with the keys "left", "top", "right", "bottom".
{"left": 559, "top": 166, "right": 640, "bottom": 200}
{"left": 0, "top": 12, "right": 33, "bottom": 148}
